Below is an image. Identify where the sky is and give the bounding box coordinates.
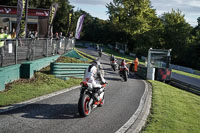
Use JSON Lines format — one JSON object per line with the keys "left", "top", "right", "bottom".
{"left": 69, "top": 0, "right": 200, "bottom": 27}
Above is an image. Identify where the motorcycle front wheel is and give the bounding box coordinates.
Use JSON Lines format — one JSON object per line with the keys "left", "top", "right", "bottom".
{"left": 98, "top": 95, "right": 105, "bottom": 107}
{"left": 78, "top": 94, "right": 92, "bottom": 117}
{"left": 112, "top": 65, "right": 116, "bottom": 71}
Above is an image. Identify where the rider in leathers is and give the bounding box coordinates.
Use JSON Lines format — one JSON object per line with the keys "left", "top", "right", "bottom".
{"left": 110, "top": 54, "right": 115, "bottom": 62}
{"left": 119, "top": 59, "right": 129, "bottom": 76}
{"left": 83, "top": 60, "right": 106, "bottom": 91}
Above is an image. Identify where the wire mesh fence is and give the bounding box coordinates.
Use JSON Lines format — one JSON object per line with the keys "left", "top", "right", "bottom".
{"left": 0, "top": 37, "right": 75, "bottom": 67}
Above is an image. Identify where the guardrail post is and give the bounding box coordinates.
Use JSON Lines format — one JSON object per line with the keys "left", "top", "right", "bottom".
{"left": 33, "top": 39, "right": 35, "bottom": 60}
{"left": 15, "top": 39, "right": 18, "bottom": 64}
{"left": 46, "top": 38, "right": 48, "bottom": 57}
{"left": 56, "top": 39, "right": 59, "bottom": 54}
{"left": 64, "top": 38, "right": 67, "bottom": 53}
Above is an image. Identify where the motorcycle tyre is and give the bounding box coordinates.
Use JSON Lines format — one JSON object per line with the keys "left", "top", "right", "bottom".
{"left": 123, "top": 71, "right": 128, "bottom": 81}
{"left": 112, "top": 65, "right": 116, "bottom": 71}
{"left": 78, "top": 94, "right": 92, "bottom": 117}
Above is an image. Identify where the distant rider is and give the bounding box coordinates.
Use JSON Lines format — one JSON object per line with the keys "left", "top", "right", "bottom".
{"left": 120, "top": 59, "right": 127, "bottom": 68}
{"left": 119, "top": 59, "right": 129, "bottom": 75}
{"left": 98, "top": 48, "right": 102, "bottom": 57}
{"left": 110, "top": 54, "right": 116, "bottom": 62}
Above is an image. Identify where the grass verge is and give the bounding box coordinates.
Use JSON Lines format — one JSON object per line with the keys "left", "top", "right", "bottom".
{"left": 74, "top": 48, "right": 95, "bottom": 61}
{"left": 56, "top": 56, "right": 90, "bottom": 63}
{"left": 0, "top": 72, "right": 81, "bottom": 107}
{"left": 172, "top": 69, "right": 200, "bottom": 79}
{"left": 142, "top": 80, "right": 200, "bottom": 133}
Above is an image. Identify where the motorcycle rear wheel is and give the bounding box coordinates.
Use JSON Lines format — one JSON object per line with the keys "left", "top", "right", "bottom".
{"left": 123, "top": 71, "right": 128, "bottom": 81}
{"left": 78, "top": 94, "right": 92, "bottom": 117}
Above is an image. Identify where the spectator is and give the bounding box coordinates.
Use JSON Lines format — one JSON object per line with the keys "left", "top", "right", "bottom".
{"left": 51, "top": 32, "right": 57, "bottom": 55}
{"left": 55, "top": 32, "right": 60, "bottom": 54}
{"left": 134, "top": 57, "right": 139, "bottom": 72}
{"left": 4, "top": 26, "right": 9, "bottom": 34}
{"left": 67, "top": 32, "right": 74, "bottom": 50}
{"left": 0, "top": 28, "right": 7, "bottom": 66}
{"left": 59, "top": 32, "right": 65, "bottom": 50}
{"left": 26, "top": 31, "right": 35, "bottom": 60}
{"left": 59, "top": 32, "right": 63, "bottom": 38}
{"left": 69, "top": 32, "right": 73, "bottom": 39}
{"left": 34, "top": 31, "right": 38, "bottom": 40}
{"left": 28, "top": 31, "right": 32, "bottom": 38}
{"left": 42, "top": 33, "right": 48, "bottom": 56}
{"left": 11, "top": 28, "right": 16, "bottom": 39}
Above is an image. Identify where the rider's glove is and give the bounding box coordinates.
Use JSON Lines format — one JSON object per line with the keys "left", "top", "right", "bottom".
{"left": 101, "top": 84, "right": 106, "bottom": 88}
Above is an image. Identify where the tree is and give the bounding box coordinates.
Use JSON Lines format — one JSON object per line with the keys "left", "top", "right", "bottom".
{"left": 52, "top": 0, "right": 73, "bottom": 36}
{"left": 106, "top": 0, "right": 162, "bottom": 55}
{"left": 160, "top": 9, "right": 193, "bottom": 65}
{"left": 0, "top": 0, "right": 17, "bottom": 6}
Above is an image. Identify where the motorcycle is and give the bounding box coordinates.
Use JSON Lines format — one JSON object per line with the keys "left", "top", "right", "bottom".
{"left": 78, "top": 81, "right": 107, "bottom": 117}
{"left": 98, "top": 51, "right": 102, "bottom": 57}
{"left": 119, "top": 67, "right": 129, "bottom": 81}
{"left": 110, "top": 59, "right": 118, "bottom": 71}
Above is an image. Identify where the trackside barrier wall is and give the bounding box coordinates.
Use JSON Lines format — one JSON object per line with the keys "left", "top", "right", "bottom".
{"left": 50, "top": 62, "right": 90, "bottom": 79}
{"left": 170, "top": 78, "right": 200, "bottom": 96}
{"left": 0, "top": 64, "right": 21, "bottom": 91}
{"left": 0, "top": 47, "right": 76, "bottom": 91}
{"left": 136, "top": 65, "right": 147, "bottom": 79}
{"left": 0, "top": 55, "right": 60, "bottom": 91}
{"left": 20, "top": 55, "right": 60, "bottom": 78}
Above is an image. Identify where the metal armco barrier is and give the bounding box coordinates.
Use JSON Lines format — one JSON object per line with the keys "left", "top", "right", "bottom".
{"left": 50, "top": 62, "right": 90, "bottom": 79}
{"left": 0, "top": 37, "right": 75, "bottom": 67}
{"left": 170, "top": 78, "right": 200, "bottom": 96}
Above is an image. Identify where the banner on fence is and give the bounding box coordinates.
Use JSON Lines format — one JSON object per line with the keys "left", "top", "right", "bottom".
{"left": 16, "top": 0, "right": 28, "bottom": 38}
{"left": 47, "top": 3, "right": 58, "bottom": 37}
{"left": 75, "top": 14, "right": 85, "bottom": 39}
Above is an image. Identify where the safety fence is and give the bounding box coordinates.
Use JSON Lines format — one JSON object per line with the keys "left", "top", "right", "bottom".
{"left": 136, "top": 65, "right": 147, "bottom": 79}
{"left": 50, "top": 62, "right": 90, "bottom": 80}
{"left": 0, "top": 37, "right": 75, "bottom": 67}
{"left": 170, "top": 78, "right": 200, "bottom": 96}
{"left": 136, "top": 65, "right": 200, "bottom": 95}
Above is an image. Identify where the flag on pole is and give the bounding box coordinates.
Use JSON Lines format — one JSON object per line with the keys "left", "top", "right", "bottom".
{"left": 16, "top": 0, "right": 28, "bottom": 38}
{"left": 47, "top": 3, "right": 58, "bottom": 37}
{"left": 75, "top": 14, "right": 85, "bottom": 39}
{"left": 66, "top": 10, "right": 73, "bottom": 37}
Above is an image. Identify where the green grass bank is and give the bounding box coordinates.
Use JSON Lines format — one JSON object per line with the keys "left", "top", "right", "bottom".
{"left": 142, "top": 80, "right": 200, "bottom": 133}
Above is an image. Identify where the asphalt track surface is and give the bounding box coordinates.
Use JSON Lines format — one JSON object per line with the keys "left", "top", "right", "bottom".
{"left": 0, "top": 48, "right": 146, "bottom": 133}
